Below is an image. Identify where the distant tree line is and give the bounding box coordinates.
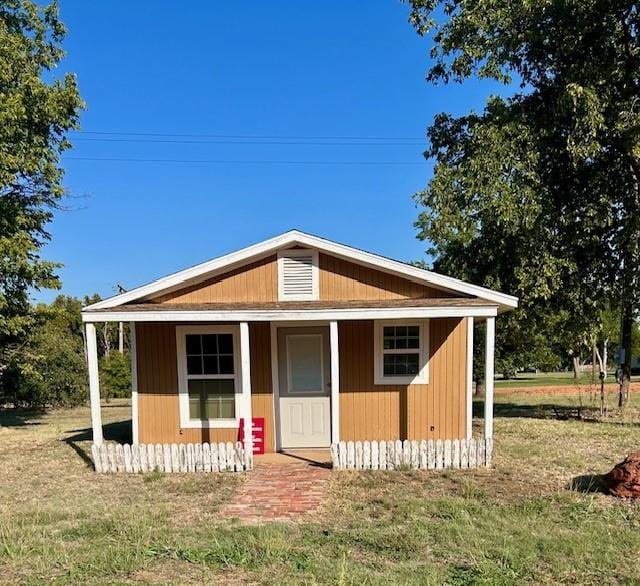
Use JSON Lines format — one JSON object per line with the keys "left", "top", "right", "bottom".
{"left": 0, "top": 295, "right": 131, "bottom": 409}
{"left": 471, "top": 307, "right": 640, "bottom": 383}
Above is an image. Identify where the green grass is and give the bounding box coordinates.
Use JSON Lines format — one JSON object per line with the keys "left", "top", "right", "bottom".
{"left": 494, "top": 370, "right": 640, "bottom": 388}
{"left": 1, "top": 393, "right": 639, "bottom": 584}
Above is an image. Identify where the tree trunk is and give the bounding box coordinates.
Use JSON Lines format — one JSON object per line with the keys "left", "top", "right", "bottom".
{"left": 118, "top": 322, "right": 124, "bottom": 353}
{"left": 81, "top": 327, "right": 87, "bottom": 362}
{"left": 102, "top": 323, "right": 111, "bottom": 358}
{"left": 592, "top": 342, "right": 597, "bottom": 383}
{"left": 595, "top": 344, "right": 606, "bottom": 417}
{"left": 572, "top": 356, "right": 581, "bottom": 379}
{"left": 619, "top": 309, "right": 633, "bottom": 408}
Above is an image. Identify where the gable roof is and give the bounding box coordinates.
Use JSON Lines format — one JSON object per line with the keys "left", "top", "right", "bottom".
{"left": 83, "top": 229, "right": 518, "bottom": 312}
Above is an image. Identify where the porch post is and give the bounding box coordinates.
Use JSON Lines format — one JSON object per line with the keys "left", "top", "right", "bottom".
{"left": 484, "top": 316, "right": 495, "bottom": 439}
{"left": 85, "top": 322, "right": 103, "bottom": 446}
{"left": 130, "top": 322, "right": 139, "bottom": 444}
{"left": 239, "top": 322, "right": 253, "bottom": 456}
{"left": 330, "top": 320, "right": 340, "bottom": 444}
{"left": 466, "top": 316, "right": 474, "bottom": 440}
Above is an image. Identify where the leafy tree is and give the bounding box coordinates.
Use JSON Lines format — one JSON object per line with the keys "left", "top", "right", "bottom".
{"left": 0, "top": 294, "right": 131, "bottom": 409}
{"left": 0, "top": 1, "right": 83, "bottom": 372}
{"left": 2, "top": 297, "right": 87, "bottom": 408}
{"left": 406, "top": 1, "right": 640, "bottom": 403}
{"left": 100, "top": 352, "right": 131, "bottom": 401}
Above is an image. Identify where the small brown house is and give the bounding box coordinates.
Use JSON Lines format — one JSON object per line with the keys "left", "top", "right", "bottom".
{"left": 82, "top": 230, "right": 517, "bottom": 457}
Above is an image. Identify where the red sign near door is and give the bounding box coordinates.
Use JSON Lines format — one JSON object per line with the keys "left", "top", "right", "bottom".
{"left": 238, "top": 417, "right": 265, "bottom": 455}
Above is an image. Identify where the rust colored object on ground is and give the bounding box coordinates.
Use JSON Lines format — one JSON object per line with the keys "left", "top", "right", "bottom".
{"left": 603, "top": 451, "right": 640, "bottom": 498}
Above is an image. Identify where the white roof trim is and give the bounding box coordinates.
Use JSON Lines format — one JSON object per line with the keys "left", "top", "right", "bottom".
{"left": 82, "top": 305, "right": 499, "bottom": 323}
{"left": 83, "top": 230, "right": 518, "bottom": 311}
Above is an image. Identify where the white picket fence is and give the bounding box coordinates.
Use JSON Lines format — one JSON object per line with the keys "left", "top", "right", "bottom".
{"left": 330, "top": 438, "right": 493, "bottom": 471}
{"left": 91, "top": 442, "right": 252, "bottom": 473}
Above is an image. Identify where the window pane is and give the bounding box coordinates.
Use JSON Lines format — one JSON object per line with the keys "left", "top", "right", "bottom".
{"left": 395, "top": 355, "right": 408, "bottom": 375}
{"left": 203, "top": 380, "right": 235, "bottom": 419}
{"left": 185, "top": 332, "right": 235, "bottom": 376}
{"left": 217, "top": 334, "right": 234, "bottom": 354}
{"left": 186, "top": 334, "right": 201, "bottom": 355}
{"left": 205, "top": 379, "right": 235, "bottom": 395}
{"left": 383, "top": 354, "right": 396, "bottom": 376}
{"left": 202, "top": 355, "right": 219, "bottom": 375}
{"left": 218, "top": 355, "right": 234, "bottom": 375}
{"left": 187, "top": 355, "right": 203, "bottom": 375}
{"left": 383, "top": 327, "right": 395, "bottom": 350}
{"left": 383, "top": 353, "right": 420, "bottom": 378}
{"left": 188, "top": 379, "right": 235, "bottom": 420}
{"left": 188, "top": 380, "right": 203, "bottom": 418}
{"left": 407, "top": 354, "right": 419, "bottom": 375}
{"left": 382, "top": 325, "right": 420, "bottom": 351}
{"left": 207, "top": 396, "right": 235, "bottom": 419}
{"left": 202, "top": 334, "right": 218, "bottom": 355}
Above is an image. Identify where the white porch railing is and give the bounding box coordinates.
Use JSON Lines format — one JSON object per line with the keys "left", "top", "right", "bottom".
{"left": 330, "top": 438, "right": 493, "bottom": 471}
{"left": 91, "top": 441, "right": 253, "bottom": 473}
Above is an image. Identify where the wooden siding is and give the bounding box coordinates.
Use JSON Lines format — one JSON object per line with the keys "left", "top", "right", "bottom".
{"left": 338, "top": 318, "right": 467, "bottom": 442}
{"left": 319, "top": 253, "right": 453, "bottom": 301}
{"left": 151, "top": 250, "right": 453, "bottom": 304}
{"left": 135, "top": 318, "right": 468, "bottom": 448}
{"left": 136, "top": 322, "right": 275, "bottom": 450}
{"left": 154, "top": 255, "right": 278, "bottom": 304}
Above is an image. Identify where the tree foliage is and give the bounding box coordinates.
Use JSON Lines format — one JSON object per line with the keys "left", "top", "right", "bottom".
{"left": 100, "top": 352, "right": 132, "bottom": 401}
{"left": 0, "top": 295, "right": 131, "bottom": 409}
{"left": 2, "top": 296, "right": 87, "bottom": 407}
{"left": 407, "top": 1, "right": 640, "bottom": 391}
{"left": 0, "top": 0, "right": 83, "bottom": 366}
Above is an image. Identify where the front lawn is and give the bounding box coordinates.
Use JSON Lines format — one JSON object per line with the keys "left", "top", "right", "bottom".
{"left": 0, "top": 392, "right": 639, "bottom": 584}
{"left": 495, "top": 370, "right": 640, "bottom": 388}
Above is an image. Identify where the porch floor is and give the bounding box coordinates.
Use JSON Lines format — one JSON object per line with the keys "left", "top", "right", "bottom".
{"left": 254, "top": 449, "right": 332, "bottom": 468}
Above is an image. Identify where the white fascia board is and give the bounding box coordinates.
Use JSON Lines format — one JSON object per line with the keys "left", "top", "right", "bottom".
{"left": 84, "top": 229, "right": 518, "bottom": 311}
{"left": 81, "top": 305, "right": 498, "bottom": 323}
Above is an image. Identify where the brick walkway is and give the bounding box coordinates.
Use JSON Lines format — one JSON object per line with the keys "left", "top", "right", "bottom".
{"left": 223, "top": 460, "right": 331, "bottom": 524}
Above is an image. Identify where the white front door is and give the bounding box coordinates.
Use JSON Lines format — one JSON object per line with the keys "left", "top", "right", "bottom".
{"left": 278, "top": 326, "right": 331, "bottom": 448}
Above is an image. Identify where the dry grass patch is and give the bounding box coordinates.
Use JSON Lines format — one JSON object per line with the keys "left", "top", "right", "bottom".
{"left": 1, "top": 392, "right": 639, "bottom": 584}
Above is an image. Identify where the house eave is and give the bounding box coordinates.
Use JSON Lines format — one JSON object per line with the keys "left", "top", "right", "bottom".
{"left": 81, "top": 304, "right": 499, "bottom": 323}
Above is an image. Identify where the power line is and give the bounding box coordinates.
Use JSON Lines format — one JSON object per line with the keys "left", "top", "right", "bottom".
{"left": 66, "top": 156, "right": 432, "bottom": 166}
{"left": 72, "top": 130, "right": 426, "bottom": 141}
{"left": 73, "top": 137, "right": 425, "bottom": 146}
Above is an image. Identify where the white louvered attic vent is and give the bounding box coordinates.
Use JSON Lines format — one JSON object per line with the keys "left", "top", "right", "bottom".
{"left": 277, "top": 249, "right": 319, "bottom": 301}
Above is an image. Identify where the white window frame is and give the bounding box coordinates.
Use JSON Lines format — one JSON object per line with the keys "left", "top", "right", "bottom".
{"left": 373, "top": 319, "right": 430, "bottom": 385}
{"left": 277, "top": 248, "right": 319, "bottom": 301}
{"left": 176, "top": 324, "right": 241, "bottom": 429}
{"left": 285, "top": 333, "right": 325, "bottom": 394}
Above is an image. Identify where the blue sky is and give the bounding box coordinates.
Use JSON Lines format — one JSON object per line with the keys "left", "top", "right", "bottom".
{"left": 39, "top": 1, "right": 505, "bottom": 303}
